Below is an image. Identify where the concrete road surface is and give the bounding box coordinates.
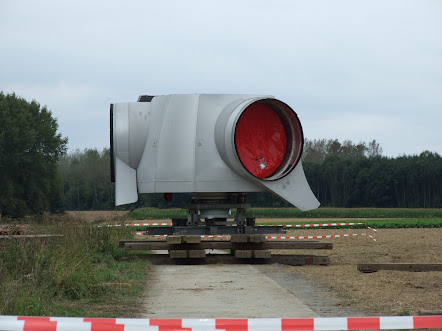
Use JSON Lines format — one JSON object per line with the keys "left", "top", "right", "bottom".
{"left": 142, "top": 264, "right": 318, "bottom": 318}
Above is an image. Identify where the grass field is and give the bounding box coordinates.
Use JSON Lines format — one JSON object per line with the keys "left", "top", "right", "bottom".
{"left": 130, "top": 207, "right": 442, "bottom": 220}
{"left": 128, "top": 218, "right": 442, "bottom": 232}
{"left": 260, "top": 218, "right": 442, "bottom": 228}
{"left": 0, "top": 218, "right": 150, "bottom": 317}
{"left": 244, "top": 207, "right": 442, "bottom": 219}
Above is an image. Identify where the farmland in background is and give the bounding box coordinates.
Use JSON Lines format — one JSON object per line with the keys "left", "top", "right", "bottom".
{"left": 129, "top": 207, "right": 442, "bottom": 229}
{"left": 54, "top": 140, "right": 442, "bottom": 216}
{"left": 130, "top": 207, "right": 442, "bottom": 219}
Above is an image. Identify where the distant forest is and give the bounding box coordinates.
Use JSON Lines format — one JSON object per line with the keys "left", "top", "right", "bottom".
{"left": 58, "top": 139, "right": 442, "bottom": 210}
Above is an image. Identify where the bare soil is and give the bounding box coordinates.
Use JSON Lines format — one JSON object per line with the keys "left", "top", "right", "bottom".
{"left": 278, "top": 226, "right": 442, "bottom": 316}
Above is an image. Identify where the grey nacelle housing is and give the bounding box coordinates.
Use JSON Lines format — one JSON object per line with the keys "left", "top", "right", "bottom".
{"left": 110, "top": 94, "right": 320, "bottom": 211}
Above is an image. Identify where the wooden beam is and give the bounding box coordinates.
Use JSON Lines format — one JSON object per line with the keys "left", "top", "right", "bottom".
{"left": 121, "top": 254, "right": 330, "bottom": 266}
{"left": 167, "top": 235, "right": 202, "bottom": 244}
{"left": 122, "top": 240, "right": 333, "bottom": 251}
{"left": 0, "top": 234, "right": 62, "bottom": 241}
{"left": 418, "top": 310, "right": 442, "bottom": 316}
{"left": 169, "top": 250, "right": 206, "bottom": 259}
{"left": 357, "top": 263, "right": 442, "bottom": 273}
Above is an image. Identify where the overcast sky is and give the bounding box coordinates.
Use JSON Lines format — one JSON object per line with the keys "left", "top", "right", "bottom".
{"left": 1, "top": 0, "right": 441, "bottom": 157}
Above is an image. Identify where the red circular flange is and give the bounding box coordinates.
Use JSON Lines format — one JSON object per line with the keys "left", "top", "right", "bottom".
{"left": 235, "top": 103, "right": 287, "bottom": 178}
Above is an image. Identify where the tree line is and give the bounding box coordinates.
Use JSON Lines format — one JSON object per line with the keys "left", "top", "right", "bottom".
{"left": 58, "top": 148, "right": 115, "bottom": 211}
{"left": 303, "top": 150, "right": 441, "bottom": 208}
{"left": 301, "top": 138, "right": 441, "bottom": 208}
{"left": 57, "top": 140, "right": 442, "bottom": 211}
{"left": 0, "top": 92, "right": 67, "bottom": 217}
{"left": 1, "top": 92, "right": 441, "bottom": 217}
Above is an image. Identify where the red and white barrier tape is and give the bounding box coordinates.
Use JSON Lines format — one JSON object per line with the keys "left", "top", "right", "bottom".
{"left": 368, "top": 234, "right": 377, "bottom": 242}
{"left": 133, "top": 233, "right": 377, "bottom": 241}
{"left": 257, "top": 222, "right": 365, "bottom": 228}
{"left": 105, "top": 222, "right": 172, "bottom": 227}
{"left": 272, "top": 233, "right": 375, "bottom": 241}
{"left": 110, "top": 222, "right": 367, "bottom": 228}
{"left": 133, "top": 233, "right": 233, "bottom": 239}
{"left": 267, "top": 233, "right": 366, "bottom": 240}
{"left": 1, "top": 315, "right": 440, "bottom": 330}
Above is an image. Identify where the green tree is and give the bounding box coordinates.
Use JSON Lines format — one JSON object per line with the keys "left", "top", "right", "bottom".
{"left": 0, "top": 92, "right": 67, "bottom": 217}
{"left": 59, "top": 148, "right": 113, "bottom": 210}
{"left": 302, "top": 138, "right": 378, "bottom": 164}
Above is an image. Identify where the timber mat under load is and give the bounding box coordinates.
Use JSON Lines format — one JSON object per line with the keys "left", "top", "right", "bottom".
{"left": 119, "top": 235, "right": 332, "bottom": 265}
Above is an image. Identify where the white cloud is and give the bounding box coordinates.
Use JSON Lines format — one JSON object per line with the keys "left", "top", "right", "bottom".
{"left": 1, "top": 0, "right": 441, "bottom": 156}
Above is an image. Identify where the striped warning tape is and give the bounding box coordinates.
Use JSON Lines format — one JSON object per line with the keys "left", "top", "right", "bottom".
{"left": 198, "top": 235, "right": 231, "bottom": 239}
{"left": 268, "top": 233, "right": 377, "bottom": 241}
{"left": 368, "top": 234, "right": 377, "bottom": 241}
{"left": 107, "top": 222, "right": 367, "bottom": 228}
{"left": 267, "top": 233, "right": 366, "bottom": 240}
{"left": 1, "top": 315, "right": 440, "bottom": 330}
{"left": 133, "top": 233, "right": 377, "bottom": 241}
{"left": 133, "top": 233, "right": 231, "bottom": 239}
{"left": 257, "top": 222, "right": 365, "bottom": 228}
{"left": 100, "top": 222, "right": 172, "bottom": 227}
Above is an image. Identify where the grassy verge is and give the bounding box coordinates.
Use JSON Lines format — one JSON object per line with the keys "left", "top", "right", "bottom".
{"left": 0, "top": 219, "right": 150, "bottom": 317}
{"left": 130, "top": 207, "right": 442, "bottom": 220}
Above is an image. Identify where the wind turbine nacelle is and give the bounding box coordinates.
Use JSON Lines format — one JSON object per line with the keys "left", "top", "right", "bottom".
{"left": 110, "top": 94, "right": 320, "bottom": 211}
